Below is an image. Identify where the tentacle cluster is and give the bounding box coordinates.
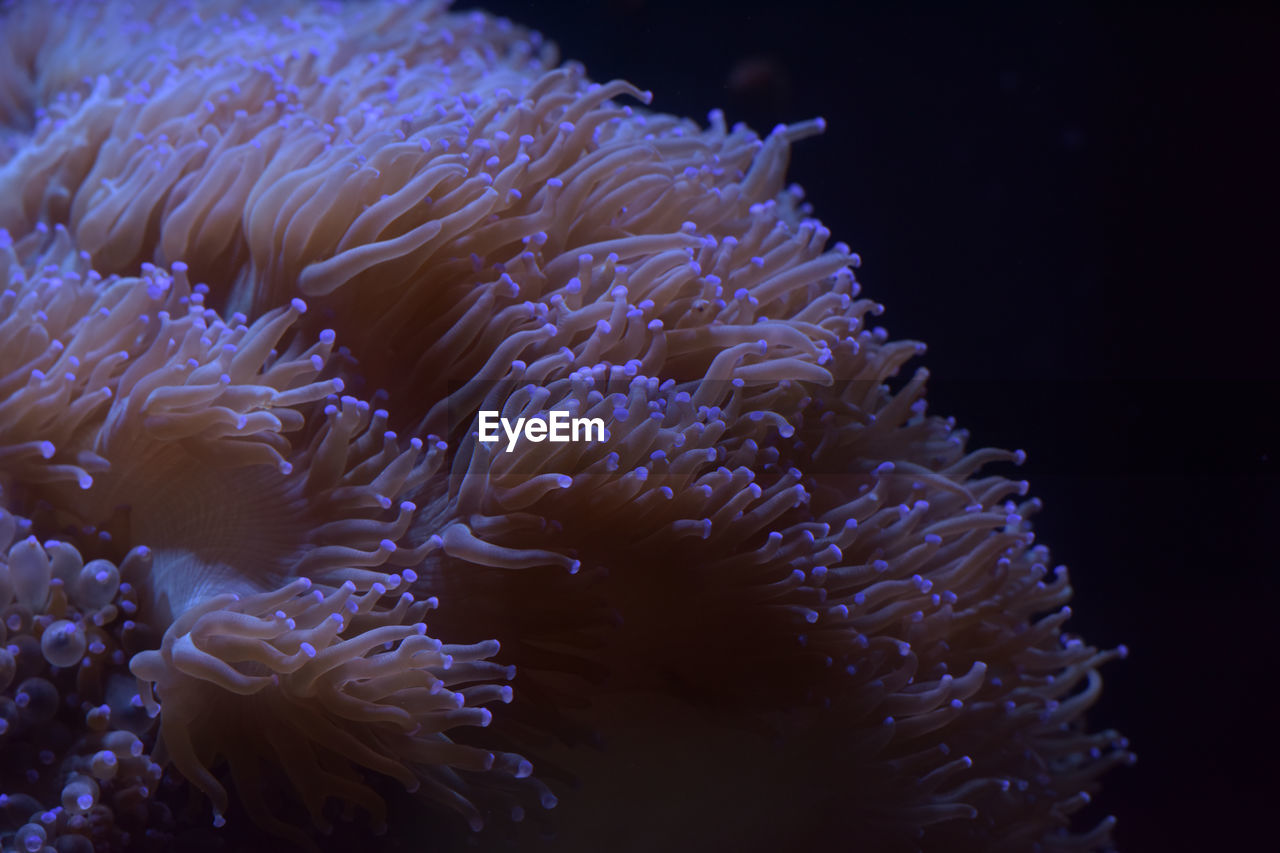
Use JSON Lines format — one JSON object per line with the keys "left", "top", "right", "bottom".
{"left": 130, "top": 575, "right": 541, "bottom": 848}
{"left": 1, "top": 504, "right": 173, "bottom": 852}
{"left": 0, "top": 0, "right": 1129, "bottom": 851}
{"left": 0, "top": 227, "right": 541, "bottom": 842}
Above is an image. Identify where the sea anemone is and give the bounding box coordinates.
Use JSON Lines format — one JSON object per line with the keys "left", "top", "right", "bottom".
{"left": 1, "top": 0, "right": 1129, "bottom": 851}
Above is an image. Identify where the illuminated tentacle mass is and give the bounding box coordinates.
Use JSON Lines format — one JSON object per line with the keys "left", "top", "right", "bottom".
{"left": 0, "top": 1, "right": 1127, "bottom": 851}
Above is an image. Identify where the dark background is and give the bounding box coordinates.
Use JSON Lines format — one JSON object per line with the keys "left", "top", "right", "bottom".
{"left": 450, "top": 1, "right": 1278, "bottom": 849}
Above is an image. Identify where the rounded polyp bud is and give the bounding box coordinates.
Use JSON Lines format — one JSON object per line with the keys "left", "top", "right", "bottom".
{"left": 44, "top": 541, "right": 84, "bottom": 585}
{"left": 90, "top": 749, "right": 119, "bottom": 780}
{"left": 14, "top": 823, "right": 45, "bottom": 852}
{"left": 15, "top": 677, "right": 59, "bottom": 722}
{"left": 41, "top": 620, "right": 86, "bottom": 667}
{"left": 60, "top": 773, "right": 99, "bottom": 814}
{"left": 73, "top": 560, "right": 119, "bottom": 609}
{"left": 8, "top": 538, "right": 51, "bottom": 608}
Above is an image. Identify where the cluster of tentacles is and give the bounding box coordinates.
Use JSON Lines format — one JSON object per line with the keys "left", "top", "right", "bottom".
{"left": 0, "top": 1, "right": 1129, "bottom": 851}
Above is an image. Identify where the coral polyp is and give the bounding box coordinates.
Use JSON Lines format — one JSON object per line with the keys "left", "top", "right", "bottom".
{"left": 0, "top": 1, "right": 1129, "bottom": 850}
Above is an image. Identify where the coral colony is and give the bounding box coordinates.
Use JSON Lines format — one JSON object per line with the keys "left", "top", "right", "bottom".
{"left": 0, "top": 1, "right": 1130, "bottom": 851}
